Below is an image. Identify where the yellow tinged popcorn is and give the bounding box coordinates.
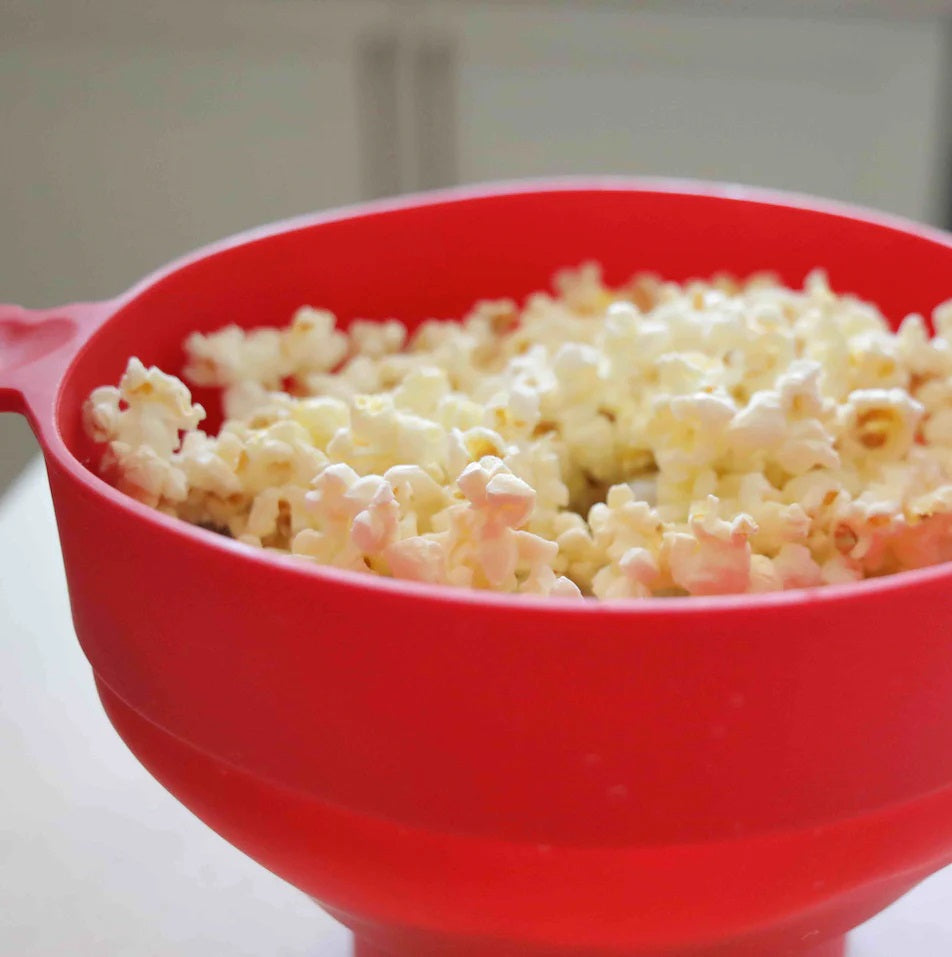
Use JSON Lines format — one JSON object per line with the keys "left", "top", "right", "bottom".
{"left": 83, "top": 265, "right": 952, "bottom": 598}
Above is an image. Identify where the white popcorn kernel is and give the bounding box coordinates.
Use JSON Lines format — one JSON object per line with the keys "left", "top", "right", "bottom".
{"left": 932, "top": 299, "right": 952, "bottom": 342}
{"left": 284, "top": 307, "right": 349, "bottom": 373}
{"left": 394, "top": 366, "right": 451, "bottom": 414}
{"left": 477, "top": 528, "right": 520, "bottom": 587}
{"left": 117, "top": 358, "right": 206, "bottom": 456}
{"left": 85, "top": 263, "right": 952, "bottom": 601}
{"left": 655, "top": 352, "right": 724, "bottom": 395}
{"left": 772, "top": 543, "right": 823, "bottom": 589}
{"left": 485, "top": 472, "right": 536, "bottom": 528}
{"left": 186, "top": 325, "right": 288, "bottom": 389}
{"left": 782, "top": 472, "right": 843, "bottom": 515}
{"left": 553, "top": 342, "right": 602, "bottom": 392}
{"left": 549, "top": 574, "right": 584, "bottom": 598}
{"left": 729, "top": 392, "right": 786, "bottom": 455}
{"left": 606, "top": 299, "right": 639, "bottom": 322}
{"left": 82, "top": 386, "right": 121, "bottom": 442}
{"left": 222, "top": 380, "right": 271, "bottom": 421}
{"left": 664, "top": 501, "right": 756, "bottom": 597}
{"left": 514, "top": 529, "right": 559, "bottom": 569}
{"left": 644, "top": 409, "right": 719, "bottom": 484}
{"left": 924, "top": 409, "right": 952, "bottom": 447}
{"left": 385, "top": 464, "right": 448, "bottom": 514}
{"left": 505, "top": 445, "right": 570, "bottom": 518}
{"left": 292, "top": 396, "right": 350, "bottom": 447}
{"left": 465, "top": 299, "right": 520, "bottom": 337}
{"left": 521, "top": 565, "right": 583, "bottom": 598}
{"left": 83, "top": 361, "right": 207, "bottom": 503}
{"left": 306, "top": 462, "right": 359, "bottom": 516}
{"left": 776, "top": 361, "right": 828, "bottom": 419}
{"left": 348, "top": 318, "right": 407, "bottom": 359}
{"left": 510, "top": 383, "right": 542, "bottom": 426}
{"left": 183, "top": 326, "right": 250, "bottom": 387}
{"left": 456, "top": 458, "right": 497, "bottom": 507}
{"left": 245, "top": 489, "right": 282, "bottom": 539}
{"left": 554, "top": 261, "right": 608, "bottom": 313}
{"left": 437, "top": 394, "right": 486, "bottom": 431}
{"left": 619, "top": 546, "right": 661, "bottom": 591}
{"left": 841, "top": 388, "right": 924, "bottom": 459}
{"left": 175, "top": 431, "right": 243, "bottom": 497}
{"left": 748, "top": 554, "right": 783, "bottom": 593}
{"left": 625, "top": 473, "right": 657, "bottom": 506}
{"left": 821, "top": 554, "right": 863, "bottom": 586}
{"left": 897, "top": 314, "right": 933, "bottom": 367}
{"left": 349, "top": 393, "right": 397, "bottom": 445}
{"left": 748, "top": 501, "right": 811, "bottom": 556}
{"left": 385, "top": 535, "right": 447, "bottom": 584}
{"left": 804, "top": 268, "right": 833, "bottom": 299}
{"left": 456, "top": 456, "right": 535, "bottom": 528}
{"left": 350, "top": 482, "right": 399, "bottom": 554}
{"left": 111, "top": 443, "right": 189, "bottom": 507}
{"left": 444, "top": 428, "right": 473, "bottom": 479}
{"left": 461, "top": 428, "right": 507, "bottom": 462}
{"left": 775, "top": 421, "right": 840, "bottom": 476}
{"left": 486, "top": 384, "right": 542, "bottom": 434}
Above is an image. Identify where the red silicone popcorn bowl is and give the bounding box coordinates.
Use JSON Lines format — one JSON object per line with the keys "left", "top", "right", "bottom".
{"left": 4, "top": 178, "right": 952, "bottom": 957}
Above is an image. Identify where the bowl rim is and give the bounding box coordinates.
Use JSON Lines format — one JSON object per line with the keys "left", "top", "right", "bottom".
{"left": 52, "top": 175, "right": 952, "bottom": 618}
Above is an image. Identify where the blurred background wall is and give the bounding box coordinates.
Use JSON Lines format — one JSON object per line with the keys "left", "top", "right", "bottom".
{"left": 2, "top": 0, "right": 952, "bottom": 488}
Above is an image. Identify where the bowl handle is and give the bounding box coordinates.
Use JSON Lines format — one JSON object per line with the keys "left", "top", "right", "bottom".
{"left": 0, "top": 300, "right": 113, "bottom": 435}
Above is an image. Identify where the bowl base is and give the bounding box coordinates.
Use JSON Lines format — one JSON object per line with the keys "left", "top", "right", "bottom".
{"left": 352, "top": 934, "right": 846, "bottom": 957}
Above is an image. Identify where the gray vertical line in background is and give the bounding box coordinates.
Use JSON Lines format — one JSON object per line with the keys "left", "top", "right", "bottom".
{"left": 355, "top": 31, "right": 403, "bottom": 199}
{"left": 942, "top": 17, "right": 952, "bottom": 230}
{"left": 412, "top": 35, "right": 459, "bottom": 191}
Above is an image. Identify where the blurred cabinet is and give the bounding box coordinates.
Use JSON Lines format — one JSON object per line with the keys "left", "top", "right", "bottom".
{"left": 417, "top": 4, "right": 951, "bottom": 224}
{"left": 2, "top": 0, "right": 951, "bottom": 311}
{"left": 0, "top": 0, "right": 390, "bottom": 305}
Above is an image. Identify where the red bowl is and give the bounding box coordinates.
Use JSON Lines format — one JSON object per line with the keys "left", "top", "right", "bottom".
{"left": 4, "top": 179, "right": 952, "bottom": 957}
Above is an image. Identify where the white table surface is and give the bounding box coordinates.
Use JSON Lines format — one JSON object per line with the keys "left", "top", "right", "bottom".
{"left": 2, "top": 453, "right": 952, "bottom": 956}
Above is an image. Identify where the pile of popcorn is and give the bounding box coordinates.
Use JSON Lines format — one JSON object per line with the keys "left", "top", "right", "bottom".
{"left": 83, "top": 265, "right": 952, "bottom": 599}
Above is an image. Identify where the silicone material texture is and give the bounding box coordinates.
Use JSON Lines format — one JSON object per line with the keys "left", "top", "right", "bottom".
{"left": 4, "top": 179, "right": 952, "bottom": 956}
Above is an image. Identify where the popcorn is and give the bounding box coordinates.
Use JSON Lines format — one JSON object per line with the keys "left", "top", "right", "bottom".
{"left": 282, "top": 307, "right": 349, "bottom": 375}
{"left": 348, "top": 477, "right": 400, "bottom": 554}
{"left": 385, "top": 535, "right": 447, "bottom": 584}
{"left": 81, "top": 358, "right": 206, "bottom": 506}
{"left": 184, "top": 325, "right": 285, "bottom": 389}
{"left": 771, "top": 543, "right": 824, "bottom": 590}
{"left": 109, "top": 443, "right": 189, "bottom": 507}
{"left": 646, "top": 392, "right": 736, "bottom": 481}
{"left": 821, "top": 554, "right": 864, "bottom": 586}
{"left": 554, "top": 261, "right": 610, "bottom": 314}
{"left": 291, "top": 396, "right": 350, "bottom": 447}
{"left": 457, "top": 458, "right": 535, "bottom": 529}
{"left": 348, "top": 318, "right": 407, "bottom": 359}
{"left": 663, "top": 501, "right": 757, "bottom": 597}
{"left": 520, "top": 565, "right": 584, "bottom": 599}
{"left": 174, "top": 430, "right": 244, "bottom": 497}
{"left": 83, "top": 266, "right": 952, "bottom": 599}
{"left": 840, "top": 389, "right": 924, "bottom": 460}
{"left": 83, "top": 386, "right": 122, "bottom": 442}
{"left": 101, "top": 357, "right": 205, "bottom": 456}
{"left": 393, "top": 366, "right": 451, "bottom": 415}
{"left": 748, "top": 553, "right": 783, "bottom": 594}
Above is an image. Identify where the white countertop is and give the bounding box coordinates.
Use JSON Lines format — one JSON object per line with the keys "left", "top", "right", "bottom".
{"left": 2, "top": 454, "right": 952, "bottom": 956}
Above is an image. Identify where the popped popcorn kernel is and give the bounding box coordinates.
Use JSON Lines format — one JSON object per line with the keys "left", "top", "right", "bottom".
{"left": 84, "top": 265, "right": 952, "bottom": 599}
{"left": 841, "top": 389, "right": 923, "bottom": 459}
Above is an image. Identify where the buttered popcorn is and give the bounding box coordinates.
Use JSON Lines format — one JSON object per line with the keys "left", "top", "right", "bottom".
{"left": 83, "top": 265, "right": 952, "bottom": 598}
